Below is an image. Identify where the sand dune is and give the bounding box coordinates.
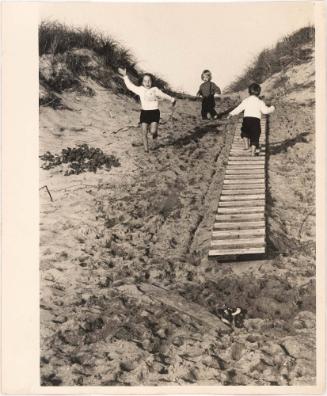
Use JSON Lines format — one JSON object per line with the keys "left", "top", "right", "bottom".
{"left": 40, "top": 40, "right": 315, "bottom": 386}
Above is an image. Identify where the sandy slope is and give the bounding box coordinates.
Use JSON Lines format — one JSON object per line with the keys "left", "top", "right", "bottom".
{"left": 40, "top": 48, "right": 316, "bottom": 386}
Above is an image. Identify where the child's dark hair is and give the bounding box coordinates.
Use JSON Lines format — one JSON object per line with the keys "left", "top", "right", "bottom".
{"left": 201, "top": 69, "right": 212, "bottom": 81}
{"left": 248, "top": 83, "right": 261, "bottom": 96}
{"left": 139, "top": 73, "right": 153, "bottom": 86}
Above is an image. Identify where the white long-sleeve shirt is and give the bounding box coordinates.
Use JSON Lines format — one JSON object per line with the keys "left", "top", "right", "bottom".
{"left": 230, "top": 95, "right": 275, "bottom": 119}
{"left": 123, "top": 76, "right": 174, "bottom": 110}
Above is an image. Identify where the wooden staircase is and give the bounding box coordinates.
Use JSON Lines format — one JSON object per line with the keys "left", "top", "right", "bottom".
{"left": 209, "top": 118, "right": 267, "bottom": 258}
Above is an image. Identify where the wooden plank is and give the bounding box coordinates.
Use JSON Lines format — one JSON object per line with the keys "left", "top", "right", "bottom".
{"left": 216, "top": 213, "right": 264, "bottom": 221}
{"left": 227, "top": 164, "right": 265, "bottom": 169}
{"left": 212, "top": 228, "right": 265, "bottom": 238}
{"left": 228, "top": 156, "right": 265, "bottom": 161}
{"left": 229, "top": 153, "right": 265, "bottom": 157}
{"left": 209, "top": 247, "right": 265, "bottom": 256}
{"left": 224, "top": 179, "right": 265, "bottom": 184}
{"left": 220, "top": 194, "right": 265, "bottom": 201}
{"left": 213, "top": 221, "right": 265, "bottom": 229}
{"left": 211, "top": 237, "right": 265, "bottom": 247}
{"left": 229, "top": 158, "right": 265, "bottom": 162}
{"left": 222, "top": 189, "right": 265, "bottom": 195}
{"left": 226, "top": 169, "right": 264, "bottom": 175}
{"left": 219, "top": 200, "right": 265, "bottom": 207}
{"left": 229, "top": 161, "right": 265, "bottom": 166}
{"left": 223, "top": 184, "right": 265, "bottom": 190}
{"left": 136, "top": 283, "right": 231, "bottom": 333}
{"left": 225, "top": 174, "right": 266, "bottom": 179}
{"left": 217, "top": 207, "right": 265, "bottom": 214}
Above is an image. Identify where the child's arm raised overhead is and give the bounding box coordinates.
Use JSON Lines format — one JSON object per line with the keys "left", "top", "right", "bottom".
{"left": 118, "top": 67, "right": 141, "bottom": 96}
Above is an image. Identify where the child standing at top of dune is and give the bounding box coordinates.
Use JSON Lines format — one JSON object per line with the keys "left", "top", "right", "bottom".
{"left": 228, "top": 83, "right": 275, "bottom": 156}
{"left": 118, "top": 68, "right": 176, "bottom": 153}
{"left": 197, "top": 69, "right": 221, "bottom": 120}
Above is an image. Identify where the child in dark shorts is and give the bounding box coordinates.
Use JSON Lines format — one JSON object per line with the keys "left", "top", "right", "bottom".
{"left": 118, "top": 67, "right": 176, "bottom": 152}
{"left": 197, "top": 69, "right": 221, "bottom": 120}
{"left": 228, "top": 83, "right": 275, "bottom": 156}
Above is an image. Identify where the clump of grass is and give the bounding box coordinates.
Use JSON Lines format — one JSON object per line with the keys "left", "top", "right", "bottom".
{"left": 39, "top": 21, "right": 186, "bottom": 97}
{"left": 227, "top": 26, "right": 315, "bottom": 92}
{"left": 40, "top": 144, "right": 120, "bottom": 175}
{"left": 39, "top": 21, "right": 136, "bottom": 69}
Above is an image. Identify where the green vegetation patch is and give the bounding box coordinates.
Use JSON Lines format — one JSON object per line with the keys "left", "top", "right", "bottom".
{"left": 40, "top": 144, "right": 120, "bottom": 175}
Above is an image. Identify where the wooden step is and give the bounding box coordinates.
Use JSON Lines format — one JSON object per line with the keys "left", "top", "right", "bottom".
{"left": 223, "top": 184, "right": 265, "bottom": 190}
{"left": 219, "top": 200, "right": 265, "bottom": 207}
{"left": 226, "top": 169, "right": 264, "bottom": 175}
{"left": 216, "top": 213, "right": 264, "bottom": 221}
{"left": 228, "top": 156, "right": 265, "bottom": 161}
{"left": 222, "top": 189, "right": 265, "bottom": 195}
{"left": 209, "top": 247, "right": 265, "bottom": 256}
{"left": 225, "top": 174, "right": 265, "bottom": 180}
{"left": 224, "top": 178, "right": 265, "bottom": 184}
{"left": 229, "top": 153, "right": 265, "bottom": 158}
{"left": 220, "top": 194, "right": 265, "bottom": 201}
{"left": 211, "top": 237, "right": 265, "bottom": 247}
{"left": 217, "top": 207, "right": 265, "bottom": 214}
{"left": 213, "top": 221, "right": 265, "bottom": 229}
{"left": 227, "top": 164, "right": 265, "bottom": 169}
{"left": 228, "top": 161, "right": 265, "bottom": 167}
{"left": 212, "top": 228, "right": 265, "bottom": 238}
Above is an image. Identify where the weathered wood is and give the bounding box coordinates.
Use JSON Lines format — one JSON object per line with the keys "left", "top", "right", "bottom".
{"left": 137, "top": 283, "right": 231, "bottom": 333}
{"left": 227, "top": 165, "right": 265, "bottom": 169}
{"left": 209, "top": 247, "right": 265, "bottom": 256}
{"left": 222, "top": 190, "right": 265, "bottom": 196}
{"left": 212, "top": 228, "right": 265, "bottom": 238}
{"left": 215, "top": 213, "right": 264, "bottom": 221}
{"left": 228, "top": 156, "right": 265, "bottom": 161}
{"left": 229, "top": 153, "right": 265, "bottom": 158}
{"left": 220, "top": 194, "right": 265, "bottom": 201}
{"left": 217, "top": 207, "right": 265, "bottom": 214}
{"left": 219, "top": 200, "right": 265, "bottom": 207}
{"left": 211, "top": 237, "right": 265, "bottom": 246}
{"left": 213, "top": 221, "right": 265, "bottom": 229}
{"left": 225, "top": 174, "right": 265, "bottom": 180}
{"left": 224, "top": 179, "right": 265, "bottom": 184}
{"left": 223, "top": 185, "right": 265, "bottom": 191}
{"left": 229, "top": 160, "right": 265, "bottom": 165}
{"left": 226, "top": 169, "right": 264, "bottom": 175}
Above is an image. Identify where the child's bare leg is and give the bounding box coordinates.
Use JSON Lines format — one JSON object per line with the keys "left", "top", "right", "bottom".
{"left": 150, "top": 122, "right": 158, "bottom": 139}
{"left": 141, "top": 123, "right": 149, "bottom": 152}
{"left": 251, "top": 145, "right": 256, "bottom": 156}
{"left": 243, "top": 137, "right": 249, "bottom": 150}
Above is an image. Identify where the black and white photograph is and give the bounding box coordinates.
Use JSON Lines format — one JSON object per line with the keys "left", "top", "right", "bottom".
{"left": 26, "top": 0, "right": 322, "bottom": 389}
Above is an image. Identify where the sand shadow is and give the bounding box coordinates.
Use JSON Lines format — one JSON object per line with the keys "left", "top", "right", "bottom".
{"left": 155, "top": 121, "right": 225, "bottom": 150}
{"left": 269, "top": 132, "right": 310, "bottom": 155}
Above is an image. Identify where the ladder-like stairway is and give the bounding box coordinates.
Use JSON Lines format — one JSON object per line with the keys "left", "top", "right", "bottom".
{"left": 209, "top": 118, "right": 267, "bottom": 258}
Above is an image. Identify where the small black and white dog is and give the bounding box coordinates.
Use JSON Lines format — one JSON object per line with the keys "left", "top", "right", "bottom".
{"left": 216, "top": 306, "right": 247, "bottom": 328}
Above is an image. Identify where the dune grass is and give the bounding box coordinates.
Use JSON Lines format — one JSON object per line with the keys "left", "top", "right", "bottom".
{"left": 227, "top": 26, "right": 315, "bottom": 93}
{"left": 39, "top": 20, "right": 193, "bottom": 99}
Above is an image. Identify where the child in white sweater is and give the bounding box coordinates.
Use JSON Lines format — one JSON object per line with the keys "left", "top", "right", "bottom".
{"left": 118, "top": 68, "right": 176, "bottom": 152}
{"left": 228, "top": 83, "right": 275, "bottom": 156}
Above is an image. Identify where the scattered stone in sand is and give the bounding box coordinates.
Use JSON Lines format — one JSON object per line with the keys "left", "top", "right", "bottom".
{"left": 172, "top": 336, "right": 184, "bottom": 347}
{"left": 231, "top": 342, "right": 245, "bottom": 361}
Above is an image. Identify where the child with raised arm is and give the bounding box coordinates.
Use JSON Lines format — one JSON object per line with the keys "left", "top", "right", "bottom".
{"left": 118, "top": 68, "right": 176, "bottom": 152}
{"left": 228, "top": 83, "right": 275, "bottom": 156}
{"left": 197, "top": 69, "right": 221, "bottom": 120}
